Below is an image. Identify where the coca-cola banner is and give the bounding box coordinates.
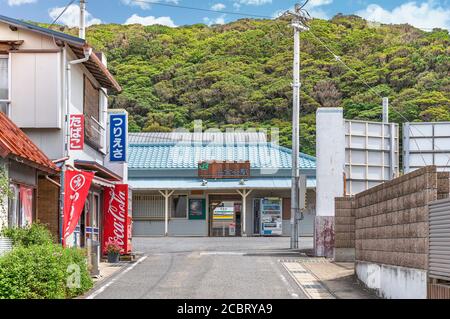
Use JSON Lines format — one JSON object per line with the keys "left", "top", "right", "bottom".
{"left": 63, "top": 170, "right": 95, "bottom": 246}
{"left": 103, "top": 184, "right": 131, "bottom": 255}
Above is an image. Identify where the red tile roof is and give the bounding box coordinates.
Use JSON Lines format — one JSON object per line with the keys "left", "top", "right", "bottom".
{"left": 0, "top": 112, "right": 59, "bottom": 174}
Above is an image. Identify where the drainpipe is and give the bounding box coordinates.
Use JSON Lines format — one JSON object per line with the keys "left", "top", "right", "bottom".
{"left": 59, "top": 46, "right": 92, "bottom": 245}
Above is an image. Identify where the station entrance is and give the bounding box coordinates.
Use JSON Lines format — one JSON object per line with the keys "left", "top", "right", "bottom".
{"left": 209, "top": 195, "right": 242, "bottom": 237}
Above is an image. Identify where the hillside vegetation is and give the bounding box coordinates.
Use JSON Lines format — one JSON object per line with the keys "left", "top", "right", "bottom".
{"left": 51, "top": 15, "right": 450, "bottom": 155}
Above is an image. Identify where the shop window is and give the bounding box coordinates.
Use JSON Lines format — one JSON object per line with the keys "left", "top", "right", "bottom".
{"left": 0, "top": 56, "right": 9, "bottom": 114}
{"left": 171, "top": 195, "right": 188, "bottom": 219}
{"left": 8, "top": 184, "right": 33, "bottom": 227}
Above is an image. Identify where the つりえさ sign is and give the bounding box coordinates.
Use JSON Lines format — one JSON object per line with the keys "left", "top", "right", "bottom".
{"left": 109, "top": 113, "right": 127, "bottom": 162}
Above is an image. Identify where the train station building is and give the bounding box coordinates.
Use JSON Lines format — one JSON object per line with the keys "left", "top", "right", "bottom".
{"left": 128, "top": 132, "right": 317, "bottom": 238}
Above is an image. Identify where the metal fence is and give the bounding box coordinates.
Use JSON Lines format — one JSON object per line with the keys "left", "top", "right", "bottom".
{"left": 429, "top": 198, "right": 450, "bottom": 281}
{"left": 345, "top": 120, "right": 399, "bottom": 195}
{"left": 404, "top": 122, "right": 450, "bottom": 173}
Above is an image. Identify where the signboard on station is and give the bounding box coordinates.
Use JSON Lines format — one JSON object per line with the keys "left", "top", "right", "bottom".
{"left": 198, "top": 161, "right": 250, "bottom": 179}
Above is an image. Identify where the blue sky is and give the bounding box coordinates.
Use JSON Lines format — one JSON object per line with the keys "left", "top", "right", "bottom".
{"left": 1, "top": 0, "right": 450, "bottom": 30}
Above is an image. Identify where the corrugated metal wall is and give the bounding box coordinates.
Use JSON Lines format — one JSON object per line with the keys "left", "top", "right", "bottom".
{"left": 429, "top": 198, "right": 450, "bottom": 281}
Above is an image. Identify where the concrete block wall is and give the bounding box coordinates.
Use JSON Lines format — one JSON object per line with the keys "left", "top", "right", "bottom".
{"left": 437, "top": 172, "right": 450, "bottom": 200}
{"left": 354, "top": 166, "right": 438, "bottom": 270}
{"left": 334, "top": 197, "right": 355, "bottom": 261}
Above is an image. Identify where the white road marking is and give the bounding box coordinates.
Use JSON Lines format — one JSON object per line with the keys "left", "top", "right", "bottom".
{"left": 280, "top": 261, "right": 335, "bottom": 299}
{"left": 271, "top": 259, "right": 301, "bottom": 299}
{"left": 85, "top": 256, "right": 148, "bottom": 299}
{"left": 199, "top": 252, "right": 245, "bottom": 256}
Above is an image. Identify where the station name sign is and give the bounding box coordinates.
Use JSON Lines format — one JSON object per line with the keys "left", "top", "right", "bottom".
{"left": 198, "top": 161, "right": 251, "bottom": 179}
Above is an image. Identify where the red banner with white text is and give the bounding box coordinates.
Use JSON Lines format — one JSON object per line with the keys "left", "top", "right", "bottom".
{"left": 62, "top": 170, "right": 94, "bottom": 246}
{"left": 103, "top": 184, "right": 131, "bottom": 255}
{"left": 69, "top": 114, "right": 85, "bottom": 150}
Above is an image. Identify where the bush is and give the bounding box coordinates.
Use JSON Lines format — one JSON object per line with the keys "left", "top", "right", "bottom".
{"left": 1, "top": 223, "right": 54, "bottom": 247}
{"left": 0, "top": 244, "right": 93, "bottom": 299}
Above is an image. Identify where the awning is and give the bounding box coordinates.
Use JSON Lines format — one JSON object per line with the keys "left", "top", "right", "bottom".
{"left": 129, "top": 177, "right": 316, "bottom": 191}
{"left": 74, "top": 160, "right": 122, "bottom": 182}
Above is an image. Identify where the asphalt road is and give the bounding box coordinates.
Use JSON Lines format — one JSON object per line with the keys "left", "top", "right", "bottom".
{"left": 88, "top": 237, "right": 313, "bottom": 299}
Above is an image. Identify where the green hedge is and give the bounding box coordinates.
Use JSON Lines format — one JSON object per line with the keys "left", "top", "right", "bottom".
{"left": 0, "top": 244, "right": 93, "bottom": 299}
{"left": 1, "top": 223, "right": 54, "bottom": 247}
{"left": 0, "top": 224, "right": 93, "bottom": 299}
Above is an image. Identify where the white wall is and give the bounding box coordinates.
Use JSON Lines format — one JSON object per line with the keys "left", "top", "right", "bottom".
{"left": 66, "top": 48, "right": 107, "bottom": 165}
{"left": 316, "top": 108, "right": 345, "bottom": 217}
{"left": 356, "top": 261, "right": 427, "bottom": 299}
{"left": 10, "top": 52, "right": 62, "bottom": 128}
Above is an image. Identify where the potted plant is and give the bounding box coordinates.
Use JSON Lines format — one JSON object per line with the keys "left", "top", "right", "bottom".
{"left": 105, "top": 239, "right": 121, "bottom": 263}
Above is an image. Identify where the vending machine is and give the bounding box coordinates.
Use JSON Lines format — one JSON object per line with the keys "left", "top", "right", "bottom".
{"left": 260, "top": 198, "right": 282, "bottom": 236}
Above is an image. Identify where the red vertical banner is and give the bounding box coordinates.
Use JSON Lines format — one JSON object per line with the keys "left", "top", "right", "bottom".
{"left": 19, "top": 186, "right": 33, "bottom": 226}
{"left": 69, "top": 114, "right": 84, "bottom": 150}
{"left": 63, "top": 170, "right": 94, "bottom": 246}
{"left": 103, "top": 184, "right": 131, "bottom": 255}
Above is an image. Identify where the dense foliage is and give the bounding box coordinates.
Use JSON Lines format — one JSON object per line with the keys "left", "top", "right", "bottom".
{"left": 1, "top": 223, "right": 54, "bottom": 247}
{"left": 48, "top": 15, "right": 450, "bottom": 155}
{"left": 0, "top": 224, "right": 93, "bottom": 299}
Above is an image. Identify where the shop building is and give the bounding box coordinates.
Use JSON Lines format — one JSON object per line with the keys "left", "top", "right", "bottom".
{"left": 0, "top": 111, "right": 59, "bottom": 231}
{"left": 0, "top": 16, "right": 130, "bottom": 254}
{"left": 129, "top": 132, "right": 317, "bottom": 237}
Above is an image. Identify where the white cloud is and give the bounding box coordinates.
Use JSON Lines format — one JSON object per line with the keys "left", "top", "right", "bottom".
{"left": 8, "top": 0, "right": 37, "bottom": 6}
{"left": 211, "top": 3, "right": 226, "bottom": 11}
{"left": 49, "top": 4, "right": 101, "bottom": 27}
{"left": 203, "top": 14, "right": 226, "bottom": 26}
{"left": 307, "top": 0, "right": 333, "bottom": 8}
{"left": 272, "top": 0, "right": 333, "bottom": 20}
{"left": 125, "top": 14, "right": 177, "bottom": 27}
{"left": 120, "top": 0, "right": 179, "bottom": 10}
{"left": 235, "top": 0, "right": 272, "bottom": 6}
{"left": 357, "top": 1, "right": 450, "bottom": 30}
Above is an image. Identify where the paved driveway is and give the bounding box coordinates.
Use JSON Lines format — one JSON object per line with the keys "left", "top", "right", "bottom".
{"left": 87, "top": 237, "right": 313, "bottom": 299}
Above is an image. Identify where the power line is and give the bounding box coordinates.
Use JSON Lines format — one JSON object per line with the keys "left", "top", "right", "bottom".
{"left": 50, "top": 0, "right": 76, "bottom": 27}
{"left": 304, "top": 27, "right": 450, "bottom": 168}
{"left": 130, "top": 0, "right": 273, "bottom": 19}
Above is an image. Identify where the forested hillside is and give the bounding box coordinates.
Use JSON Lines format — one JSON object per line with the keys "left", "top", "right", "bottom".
{"left": 49, "top": 15, "right": 450, "bottom": 155}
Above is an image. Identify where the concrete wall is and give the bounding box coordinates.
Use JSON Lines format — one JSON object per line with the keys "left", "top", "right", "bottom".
{"left": 354, "top": 166, "right": 437, "bottom": 270}
{"left": 334, "top": 197, "right": 355, "bottom": 262}
{"left": 356, "top": 261, "right": 427, "bottom": 299}
{"left": 338, "top": 166, "right": 446, "bottom": 298}
{"left": 315, "top": 107, "right": 345, "bottom": 257}
{"left": 438, "top": 172, "right": 450, "bottom": 200}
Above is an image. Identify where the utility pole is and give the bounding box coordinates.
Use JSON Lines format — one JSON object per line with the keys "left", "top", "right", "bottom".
{"left": 79, "top": 0, "right": 86, "bottom": 40}
{"left": 290, "top": 3, "right": 309, "bottom": 249}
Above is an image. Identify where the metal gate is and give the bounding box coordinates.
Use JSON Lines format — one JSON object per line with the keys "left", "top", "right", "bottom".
{"left": 428, "top": 198, "right": 450, "bottom": 298}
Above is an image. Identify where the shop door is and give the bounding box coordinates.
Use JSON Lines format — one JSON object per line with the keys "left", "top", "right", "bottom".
{"left": 209, "top": 195, "right": 242, "bottom": 237}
